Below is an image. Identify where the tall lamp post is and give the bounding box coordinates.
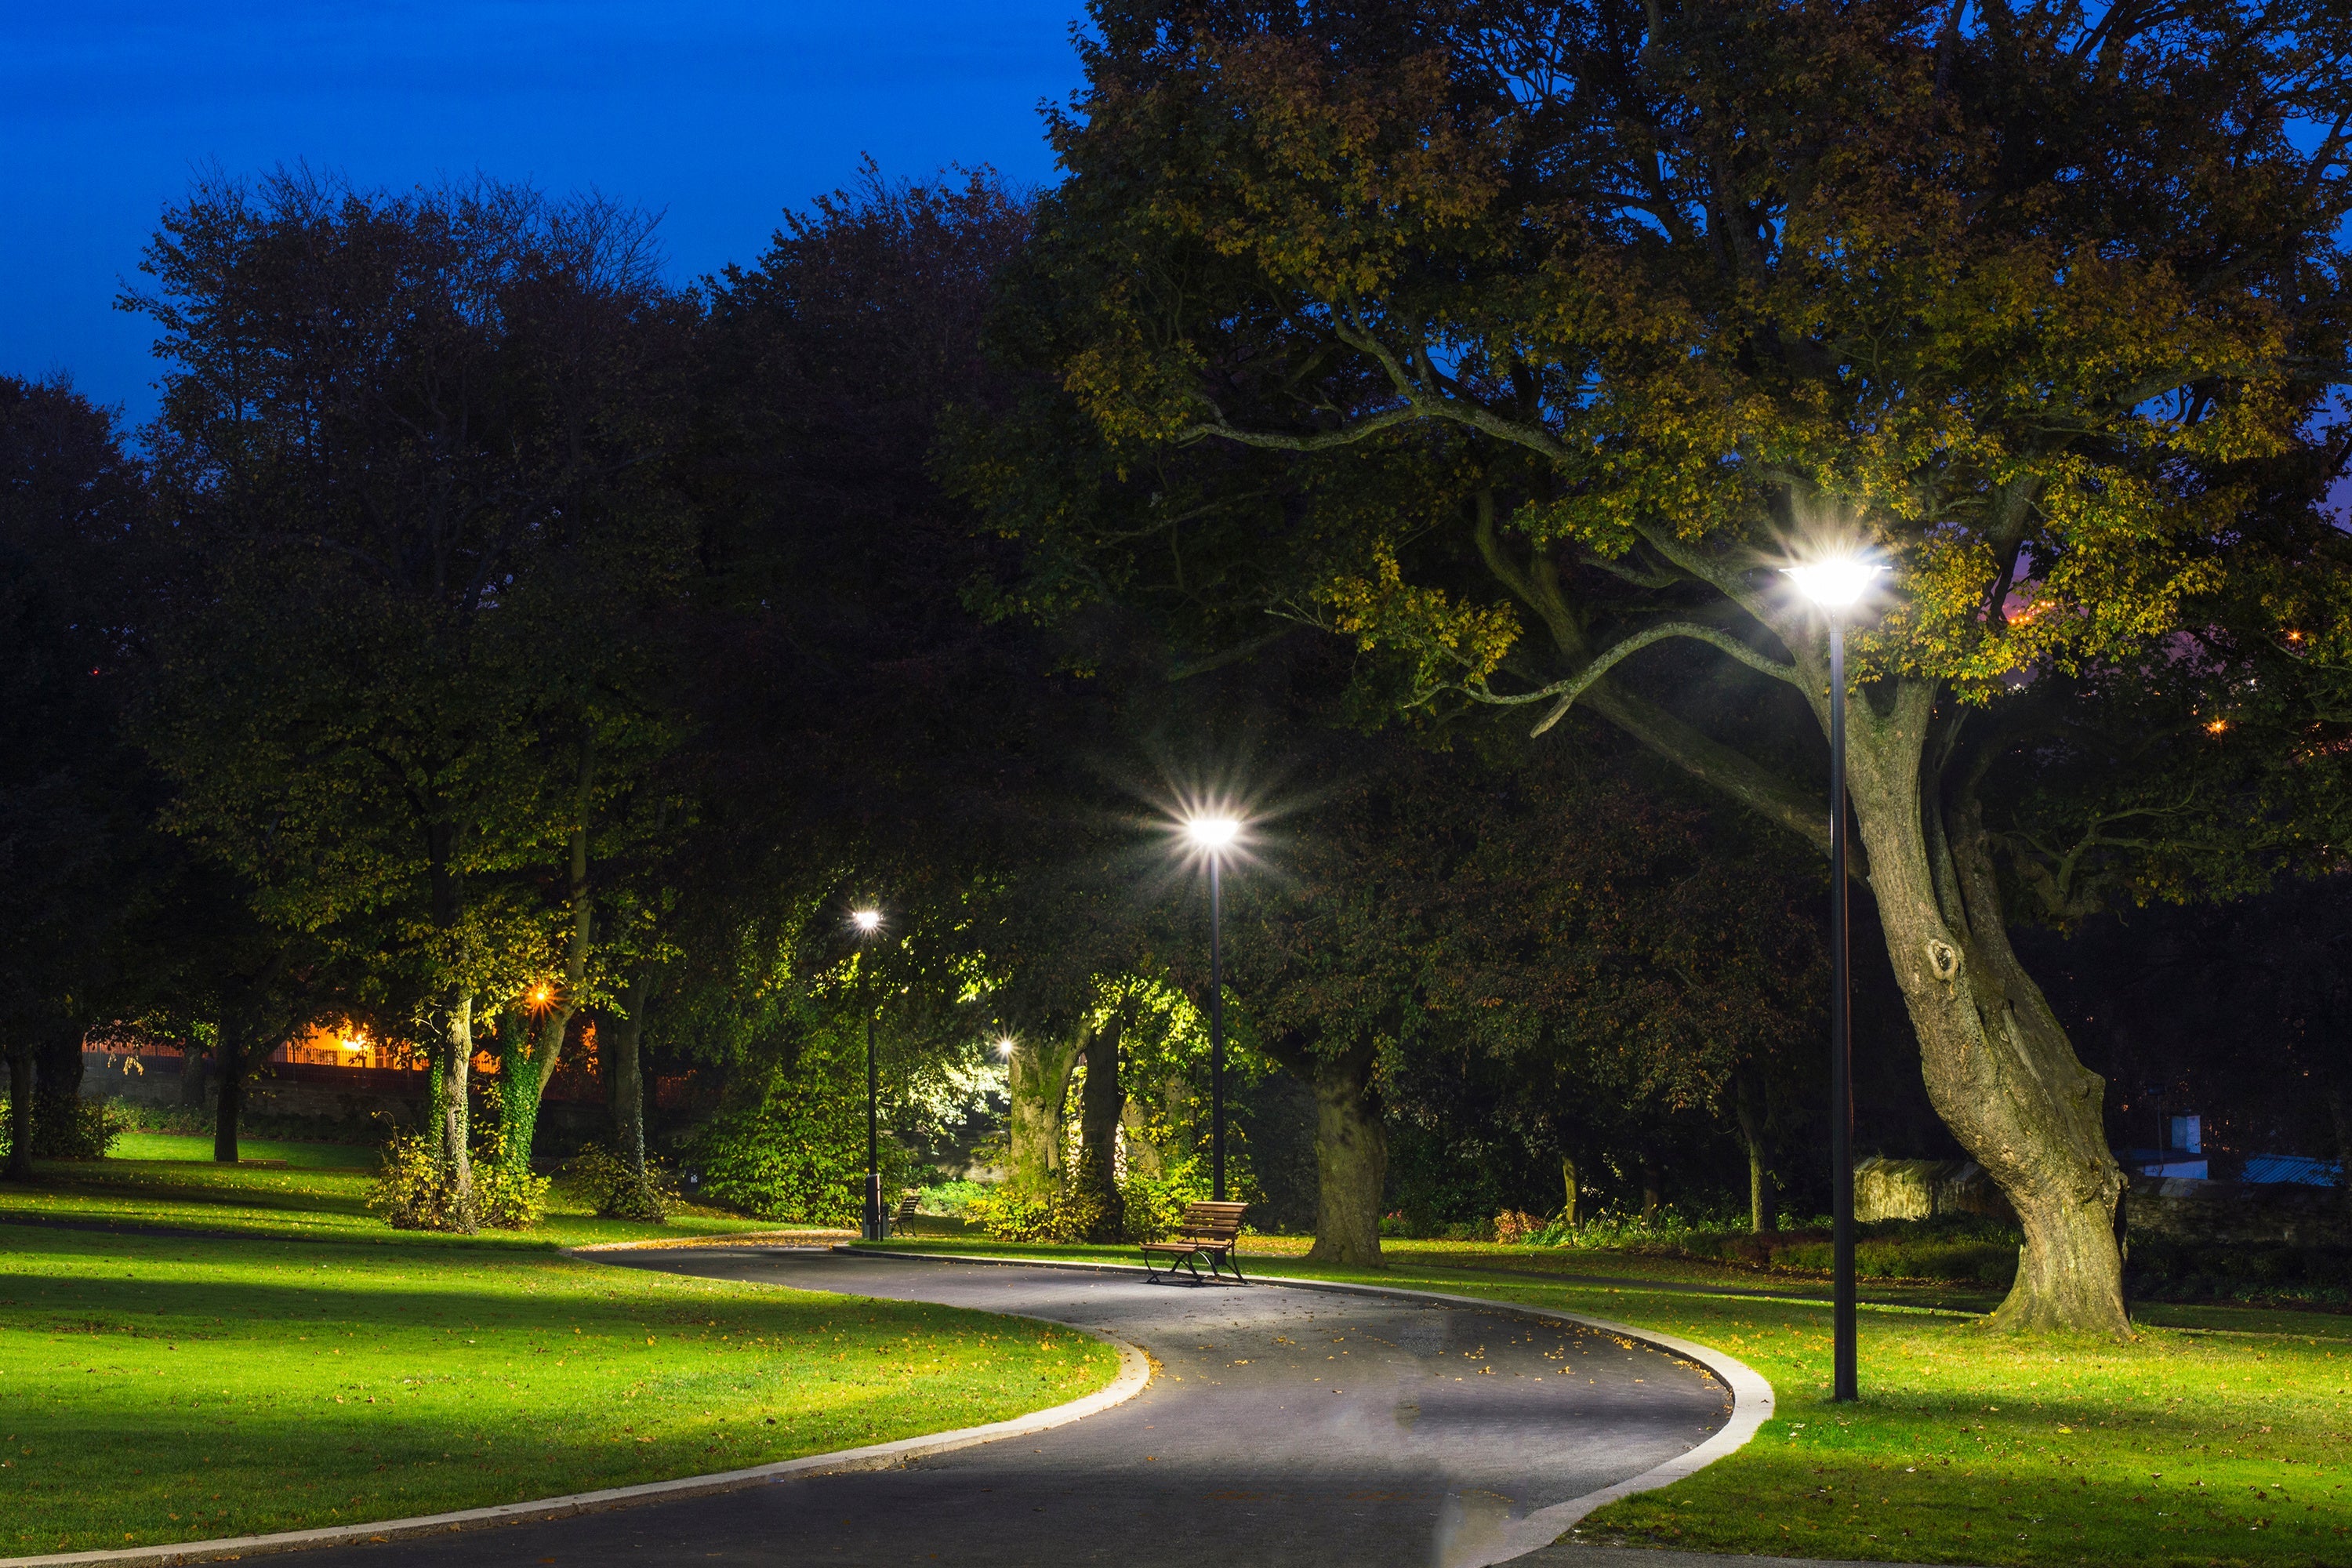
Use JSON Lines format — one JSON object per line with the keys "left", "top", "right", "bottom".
{"left": 1184, "top": 814, "right": 1242, "bottom": 1201}
{"left": 1784, "top": 554, "right": 1878, "bottom": 1405}
{"left": 851, "top": 906, "right": 884, "bottom": 1242}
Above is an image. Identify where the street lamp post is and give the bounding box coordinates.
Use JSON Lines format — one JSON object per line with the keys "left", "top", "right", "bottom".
{"left": 1784, "top": 556, "right": 1878, "bottom": 1406}
{"left": 1184, "top": 815, "right": 1241, "bottom": 1201}
{"left": 851, "top": 906, "right": 884, "bottom": 1242}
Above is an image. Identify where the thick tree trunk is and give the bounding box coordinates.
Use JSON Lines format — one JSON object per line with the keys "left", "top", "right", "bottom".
{"left": 1733, "top": 1068, "right": 1777, "bottom": 1234}
{"left": 503, "top": 760, "right": 593, "bottom": 1178}
{"left": 1559, "top": 1154, "right": 1580, "bottom": 1229}
{"left": 610, "top": 972, "right": 652, "bottom": 1175}
{"left": 1073, "top": 1012, "right": 1127, "bottom": 1240}
{"left": 1639, "top": 1151, "right": 1663, "bottom": 1219}
{"left": 431, "top": 992, "right": 477, "bottom": 1232}
{"left": 212, "top": 1018, "right": 246, "bottom": 1164}
{"left": 33, "top": 1028, "right": 85, "bottom": 1152}
{"left": 1843, "top": 678, "right": 2127, "bottom": 1336}
{"left": 1120, "top": 1098, "right": 1161, "bottom": 1178}
{"left": 5, "top": 1040, "right": 31, "bottom": 1178}
{"left": 1305, "top": 1044, "right": 1385, "bottom": 1267}
{"left": 1007, "top": 1022, "right": 1083, "bottom": 1194}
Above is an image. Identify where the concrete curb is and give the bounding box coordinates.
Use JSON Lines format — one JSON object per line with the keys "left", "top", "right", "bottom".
{"left": 829, "top": 1245, "right": 1776, "bottom": 1568}
{"left": 0, "top": 1311, "right": 1151, "bottom": 1568}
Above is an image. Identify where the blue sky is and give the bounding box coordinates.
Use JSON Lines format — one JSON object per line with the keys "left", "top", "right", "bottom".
{"left": 2, "top": 2, "right": 1087, "bottom": 424}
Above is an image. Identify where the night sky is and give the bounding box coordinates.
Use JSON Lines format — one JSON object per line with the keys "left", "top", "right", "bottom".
{"left": 2, "top": 2, "right": 1087, "bottom": 424}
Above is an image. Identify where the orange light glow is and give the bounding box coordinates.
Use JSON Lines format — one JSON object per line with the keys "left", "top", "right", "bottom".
{"left": 2205, "top": 719, "right": 2229, "bottom": 735}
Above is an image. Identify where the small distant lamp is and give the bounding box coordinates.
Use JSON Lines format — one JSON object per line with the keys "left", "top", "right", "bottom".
{"left": 1183, "top": 814, "right": 1243, "bottom": 1201}
{"left": 1782, "top": 553, "right": 1881, "bottom": 1404}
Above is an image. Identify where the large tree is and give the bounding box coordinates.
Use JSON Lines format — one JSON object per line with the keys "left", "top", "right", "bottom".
{"left": 0, "top": 376, "right": 160, "bottom": 1174}
{"left": 967, "top": 0, "right": 2352, "bottom": 1330}
{"left": 129, "top": 170, "right": 694, "bottom": 1225}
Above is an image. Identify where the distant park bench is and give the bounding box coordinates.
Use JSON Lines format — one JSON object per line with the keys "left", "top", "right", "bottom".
{"left": 1139, "top": 1200, "right": 1250, "bottom": 1285}
{"left": 895, "top": 1189, "right": 922, "bottom": 1225}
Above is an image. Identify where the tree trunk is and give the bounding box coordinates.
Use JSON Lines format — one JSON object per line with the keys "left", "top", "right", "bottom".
{"left": 610, "top": 972, "right": 652, "bottom": 1175}
{"left": 1639, "top": 1151, "right": 1663, "bottom": 1219}
{"left": 5, "top": 1040, "right": 31, "bottom": 1178}
{"left": 1120, "top": 1098, "right": 1161, "bottom": 1178}
{"left": 1842, "top": 677, "right": 2127, "bottom": 1335}
{"left": 1007, "top": 1022, "right": 1083, "bottom": 1194}
{"left": 431, "top": 992, "right": 477, "bottom": 1232}
{"left": 1733, "top": 1067, "right": 1777, "bottom": 1234}
{"left": 1073, "top": 1011, "right": 1127, "bottom": 1240}
{"left": 1560, "top": 1153, "right": 1580, "bottom": 1229}
{"left": 1305, "top": 1043, "right": 1385, "bottom": 1268}
{"left": 212, "top": 1016, "right": 246, "bottom": 1164}
{"left": 500, "top": 762, "right": 593, "bottom": 1179}
{"left": 33, "top": 1027, "right": 85, "bottom": 1152}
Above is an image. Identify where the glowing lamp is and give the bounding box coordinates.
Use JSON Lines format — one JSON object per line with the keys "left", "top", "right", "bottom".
{"left": 1185, "top": 815, "right": 1242, "bottom": 851}
{"left": 851, "top": 908, "right": 882, "bottom": 934}
{"left": 1783, "top": 557, "right": 1882, "bottom": 608}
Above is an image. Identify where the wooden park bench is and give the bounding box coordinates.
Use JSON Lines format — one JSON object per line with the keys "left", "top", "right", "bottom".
{"left": 1139, "top": 1201, "right": 1250, "bottom": 1285}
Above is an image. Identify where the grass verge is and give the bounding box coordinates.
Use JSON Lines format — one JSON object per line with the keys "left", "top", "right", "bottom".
{"left": 0, "top": 1164, "right": 1120, "bottom": 1554}
{"left": 864, "top": 1236, "right": 2352, "bottom": 1567}
{"left": 0, "top": 1156, "right": 780, "bottom": 1250}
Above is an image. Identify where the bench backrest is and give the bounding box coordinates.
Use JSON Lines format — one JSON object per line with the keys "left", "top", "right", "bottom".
{"left": 1178, "top": 1200, "right": 1248, "bottom": 1238}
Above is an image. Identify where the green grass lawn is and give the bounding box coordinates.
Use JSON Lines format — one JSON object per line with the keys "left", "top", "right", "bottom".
{"left": 866, "top": 1236, "right": 2352, "bottom": 1567}
{"left": 0, "top": 1155, "right": 808, "bottom": 1250}
{"left": 111, "top": 1132, "right": 379, "bottom": 1167}
{"left": 0, "top": 1162, "right": 1118, "bottom": 1553}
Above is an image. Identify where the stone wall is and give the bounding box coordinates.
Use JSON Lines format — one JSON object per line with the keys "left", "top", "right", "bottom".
{"left": 2126, "top": 1174, "right": 2350, "bottom": 1249}
{"left": 1853, "top": 1156, "right": 2017, "bottom": 1222}
{"left": 80, "top": 1050, "right": 614, "bottom": 1147}
{"left": 1856, "top": 1150, "right": 2350, "bottom": 1248}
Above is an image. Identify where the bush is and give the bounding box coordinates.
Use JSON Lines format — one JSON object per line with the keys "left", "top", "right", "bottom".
{"left": 963, "top": 1177, "right": 1155, "bottom": 1243}
{"left": 367, "top": 1132, "right": 454, "bottom": 1229}
{"left": 913, "top": 1178, "right": 989, "bottom": 1217}
{"left": 564, "top": 1143, "right": 676, "bottom": 1221}
{"left": 1119, "top": 1157, "right": 1214, "bottom": 1243}
{"left": 964, "top": 1187, "right": 1063, "bottom": 1242}
{"left": 0, "top": 1095, "right": 131, "bottom": 1163}
{"left": 366, "top": 1125, "right": 546, "bottom": 1232}
{"left": 687, "top": 1085, "right": 874, "bottom": 1228}
{"left": 470, "top": 1124, "right": 550, "bottom": 1231}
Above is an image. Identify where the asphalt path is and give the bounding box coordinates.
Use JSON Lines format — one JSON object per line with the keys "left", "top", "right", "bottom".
{"left": 297, "top": 1248, "right": 1733, "bottom": 1568}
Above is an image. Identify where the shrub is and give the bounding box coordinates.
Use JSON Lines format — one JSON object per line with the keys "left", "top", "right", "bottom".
{"left": 470, "top": 1123, "right": 550, "bottom": 1231}
{"left": 564, "top": 1142, "right": 676, "bottom": 1221}
{"left": 963, "top": 1178, "right": 1152, "bottom": 1243}
{"left": 1119, "top": 1157, "right": 1214, "bottom": 1243}
{"left": 366, "top": 1125, "right": 546, "bottom": 1232}
{"left": 913, "top": 1178, "right": 989, "bottom": 1216}
{"left": 0, "top": 1095, "right": 129, "bottom": 1162}
{"left": 687, "top": 1087, "right": 871, "bottom": 1228}
{"left": 964, "top": 1187, "right": 1063, "bottom": 1241}
{"left": 367, "top": 1132, "right": 455, "bottom": 1229}
{"left": 1494, "top": 1210, "right": 1546, "bottom": 1245}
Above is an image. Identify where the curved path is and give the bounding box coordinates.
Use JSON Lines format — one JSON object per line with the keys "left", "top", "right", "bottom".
{"left": 297, "top": 1248, "right": 1737, "bottom": 1568}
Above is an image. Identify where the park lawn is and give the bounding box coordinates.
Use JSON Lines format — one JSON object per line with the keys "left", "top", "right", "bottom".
{"left": 866, "top": 1236, "right": 2352, "bottom": 1566}
{"left": 0, "top": 1156, "right": 807, "bottom": 1250}
{"left": 0, "top": 1222, "right": 1120, "bottom": 1555}
{"left": 110, "top": 1133, "right": 378, "bottom": 1168}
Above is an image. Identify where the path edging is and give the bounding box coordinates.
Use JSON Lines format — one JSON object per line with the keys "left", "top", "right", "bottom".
{"left": 0, "top": 1314, "right": 1150, "bottom": 1568}
{"left": 833, "top": 1244, "right": 1776, "bottom": 1568}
